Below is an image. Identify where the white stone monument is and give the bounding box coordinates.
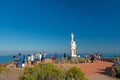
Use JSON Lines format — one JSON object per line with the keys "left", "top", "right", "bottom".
{"left": 70, "top": 33, "right": 77, "bottom": 57}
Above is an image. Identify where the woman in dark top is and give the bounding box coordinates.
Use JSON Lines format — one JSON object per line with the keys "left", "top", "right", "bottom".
{"left": 90, "top": 55, "right": 95, "bottom": 63}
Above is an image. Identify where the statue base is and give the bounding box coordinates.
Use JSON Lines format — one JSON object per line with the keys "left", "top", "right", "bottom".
{"left": 70, "top": 56, "right": 78, "bottom": 64}
{"left": 71, "top": 55, "right": 77, "bottom": 57}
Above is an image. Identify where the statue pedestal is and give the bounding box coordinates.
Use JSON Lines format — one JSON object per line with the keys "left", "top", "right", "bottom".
{"left": 70, "top": 56, "right": 78, "bottom": 64}
{"left": 71, "top": 55, "right": 77, "bottom": 57}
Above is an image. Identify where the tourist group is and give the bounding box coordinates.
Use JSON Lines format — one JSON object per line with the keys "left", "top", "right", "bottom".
{"left": 13, "top": 52, "right": 46, "bottom": 68}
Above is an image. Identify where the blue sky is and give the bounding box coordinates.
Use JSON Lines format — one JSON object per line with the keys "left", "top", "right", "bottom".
{"left": 0, "top": 0, "right": 120, "bottom": 54}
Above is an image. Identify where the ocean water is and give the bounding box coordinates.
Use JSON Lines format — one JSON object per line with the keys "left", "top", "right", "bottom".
{"left": 0, "top": 53, "right": 119, "bottom": 64}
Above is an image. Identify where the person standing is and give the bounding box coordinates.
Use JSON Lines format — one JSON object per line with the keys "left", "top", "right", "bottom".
{"left": 13, "top": 56, "right": 18, "bottom": 68}
{"left": 55, "top": 53, "right": 57, "bottom": 59}
{"left": 17, "top": 53, "right": 24, "bottom": 68}
{"left": 90, "top": 54, "right": 95, "bottom": 63}
{"left": 118, "top": 56, "right": 120, "bottom": 65}
{"left": 42, "top": 52, "right": 46, "bottom": 62}
{"left": 39, "top": 53, "right": 42, "bottom": 62}
{"left": 64, "top": 53, "right": 66, "bottom": 59}
{"left": 28, "top": 55, "right": 31, "bottom": 65}
{"left": 31, "top": 54, "right": 34, "bottom": 65}
{"left": 84, "top": 54, "right": 88, "bottom": 63}
{"left": 98, "top": 53, "right": 101, "bottom": 60}
{"left": 22, "top": 54, "right": 26, "bottom": 68}
{"left": 37, "top": 53, "right": 40, "bottom": 61}
{"left": 113, "top": 55, "right": 120, "bottom": 66}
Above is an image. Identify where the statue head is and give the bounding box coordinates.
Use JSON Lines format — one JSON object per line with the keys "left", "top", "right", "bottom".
{"left": 71, "top": 33, "right": 74, "bottom": 38}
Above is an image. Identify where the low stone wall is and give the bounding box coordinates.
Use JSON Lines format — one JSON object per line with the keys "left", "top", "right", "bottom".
{"left": 105, "top": 66, "right": 114, "bottom": 76}
{"left": 105, "top": 66, "right": 120, "bottom": 78}
{"left": 101, "top": 58, "right": 113, "bottom": 62}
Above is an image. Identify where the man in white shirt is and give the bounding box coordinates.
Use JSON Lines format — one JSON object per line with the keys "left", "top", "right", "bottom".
{"left": 31, "top": 54, "right": 34, "bottom": 65}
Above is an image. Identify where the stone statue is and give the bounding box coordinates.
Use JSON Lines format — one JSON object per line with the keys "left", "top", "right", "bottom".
{"left": 70, "top": 33, "right": 77, "bottom": 57}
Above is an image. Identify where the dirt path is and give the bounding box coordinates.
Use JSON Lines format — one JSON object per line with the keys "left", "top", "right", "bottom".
{"left": 56, "top": 61, "right": 119, "bottom": 80}
{"left": 77, "top": 61, "right": 113, "bottom": 76}
{"left": 86, "top": 74, "right": 119, "bottom": 80}
{"left": 76, "top": 61, "right": 119, "bottom": 80}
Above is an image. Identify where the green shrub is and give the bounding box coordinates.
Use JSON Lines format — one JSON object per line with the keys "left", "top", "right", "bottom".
{"left": 22, "top": 63, "right": 87, "bottom": 80}
{"left": 22, "top": 63, "right": 64, "bottom": 80}
{"left": 22, "top": 74, "right": 35, "bottom": 80}
{"left": 37, "top": 63, "right": 64, "bottom": 80}
{"left": 24, "top": 66, "right": 38, "bottom": 75}
{"left": 114, "top": 66, "right": 120, "bottom": 78}
{"left": 66, "top": 67, "right": 87, "bottom": 80}
{"left": 114, "top": 66, "right": 120, "bottom": 72}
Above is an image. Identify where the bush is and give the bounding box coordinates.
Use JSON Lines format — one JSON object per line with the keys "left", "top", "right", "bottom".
{"left": 114, "top": 66, "right": 120, "bottom": 78}
{"left": 22, "top": 63, "right": 87, "bottom": 80}
{"left": 66, "top": 67, "right": 87, "bottom": 80}
{"left": 37, "top": 63, "right": 64, "bottom": 80}
{"left": 22, "top": 63, "right": 64, "bottom": 80}
{"left": 114, "top": 66, "right": 120, "bottom": 72}
{"left": 111, "top": 66, "right": 120, "bottom": 78}
{"left": 22, "top": 74, "right": 35, "bottom": 80}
